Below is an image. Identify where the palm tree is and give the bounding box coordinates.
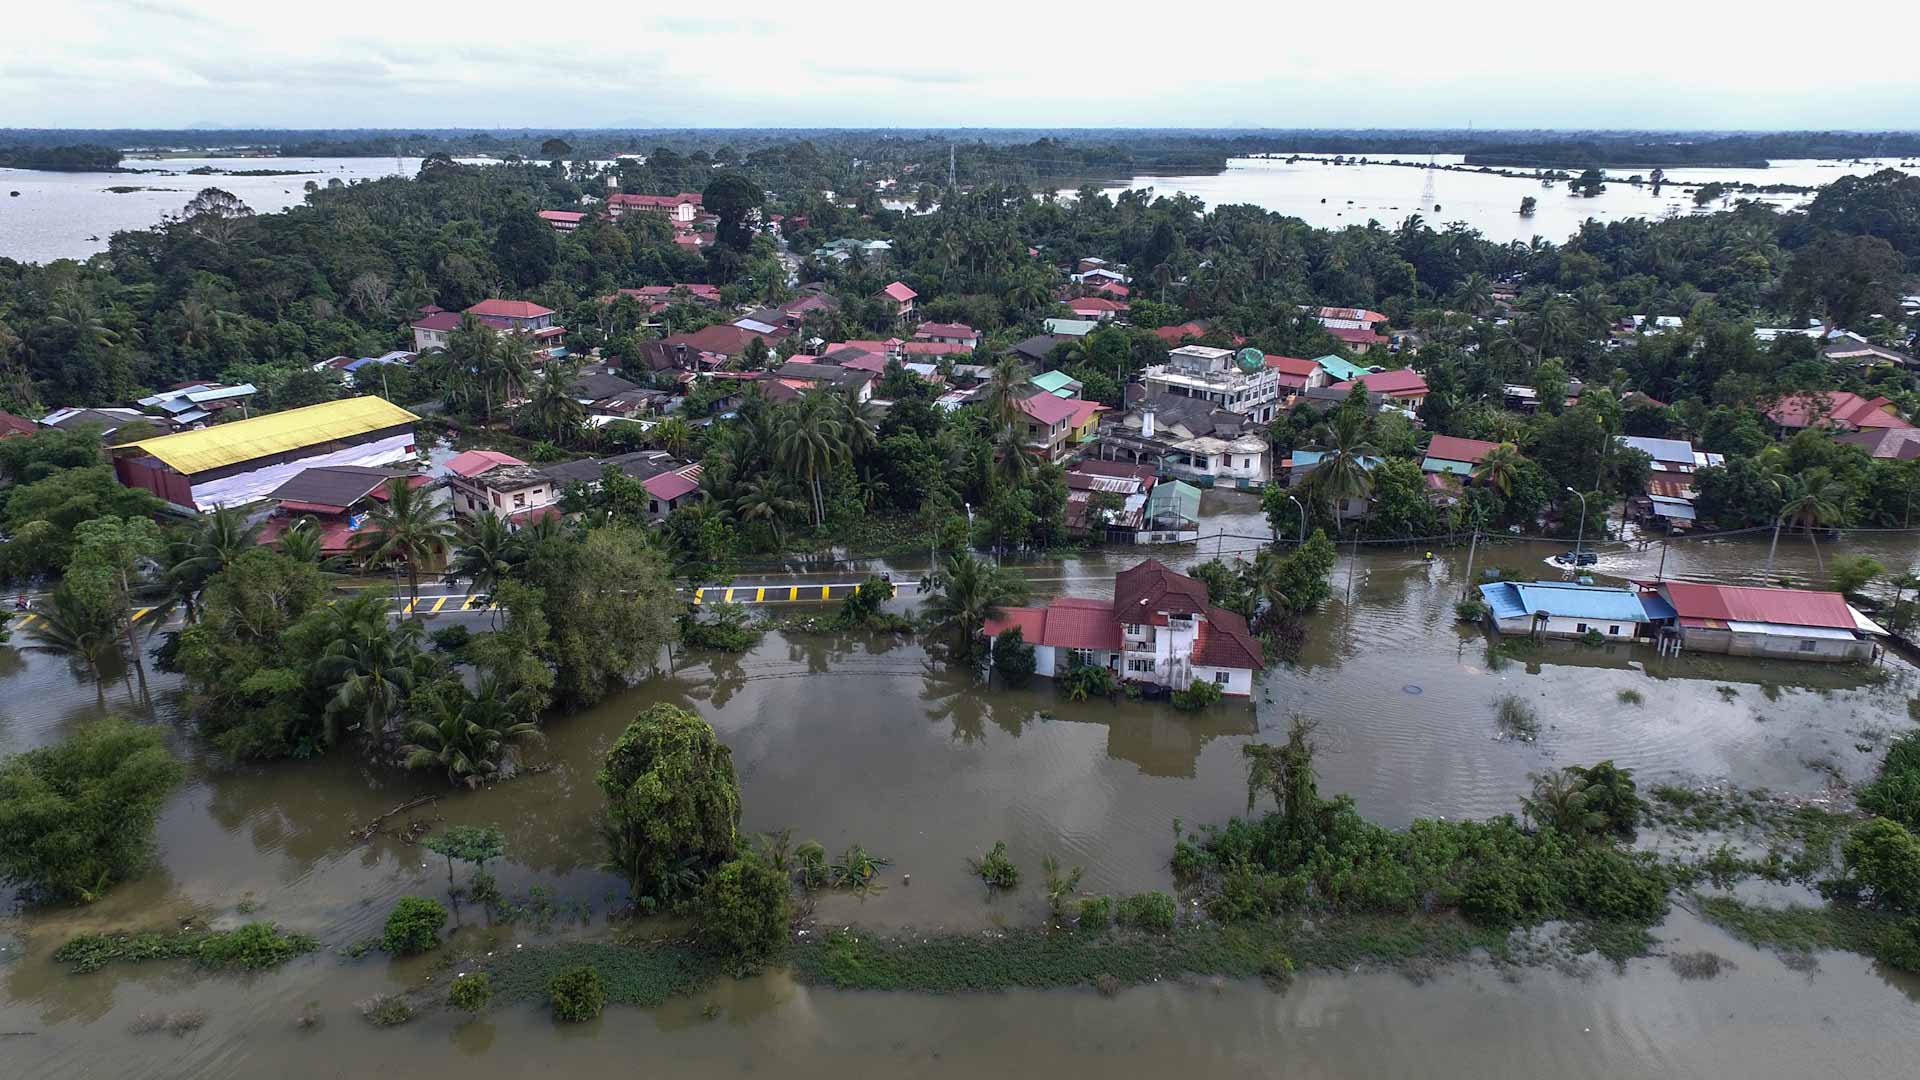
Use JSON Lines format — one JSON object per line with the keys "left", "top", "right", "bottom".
{"left": 649, "top": 416, "right": 692, "bottom": 453}
{"left": 1474, "top": 442, "right": 1524, "bottom": 499}
{"left": 524, "top": 358, "right": 586, "bottom": 442}
{"left": 493, "top": 334, "right": 537, "bottom": 410}
{"left": 273, "top": 518, "right": 332, "bottom": 569}
{"left": 991, "top": 432, "right": 1034, "bottom": 489}
{"left": 1248, "top": 547, "right": 1292, "bottom": 627}
{"left": 314, "top": 609, "right": 424, "bottom": 747}
{"left": 22, "top": 585, "right": 120, "bottom": 705}
{"left": 450, "top": 512, "right": 521, "bottom": 601}
{"left": 732, "top": 475, "right": 805, "bottom": 546}
{"left": 352, "top": 476, "right": 457, "bottom": 607}
{"left": 400, "top": 680, "right": 544, "bottom": 788}
{"left": 447, "top": 315, "right": 498, "bottom": 421}
{"left": 1524, "top": 295, "right": 1575, "bottom": 357}
{"left": 923, "top": 552, "right": 1026, "bottom": 659}
{"left": 1765, "top": 467, "right": 1851, "bottom": 578}
{"left": 1522, "top": 768, "right": 1607, "bottom": 842}
{"left": 1452, "top": 272, "right": 1494, "bottom": 316}
{"left": 834, "top": 388, "right": 880, "bottom": 460}
{"left": 981, "top": 356, "right": 1028, "bottom": 436}
{"left": 1305, "top": 409, "right": 1379, "bottom": 536}
{"left": 776, "top": 392, "right": 844, "bottom": 527}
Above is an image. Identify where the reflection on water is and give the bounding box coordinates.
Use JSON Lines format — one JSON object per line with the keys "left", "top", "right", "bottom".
{"left": 3, "top": 528, "right": 1919, "bottom": 1072}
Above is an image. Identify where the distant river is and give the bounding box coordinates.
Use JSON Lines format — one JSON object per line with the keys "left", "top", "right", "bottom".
{"left": 1096, "top": 154, "right": 1920, "bottom": 244}
{"left": 0, "top": 156, "right": 493, "bottom": 265}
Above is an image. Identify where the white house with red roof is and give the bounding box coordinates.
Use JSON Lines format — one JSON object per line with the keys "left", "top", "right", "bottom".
{"left": 412, "top": 300, "right": 566, "bottom": 357}
{"left": 1264, "top": 353, "right": 1326, "bottom": 396}
{"left": 443, "top": 449, "right": 561, "bottom": 524}
{"left": 1330, "top": 367, "right": 1428, "bottom": 410}
{"left": 606, "top": 192, "right": 703, "bottom": 223}
{"left": 1763, "top": 391, "right": 1914, "bottom": 433}
{"left": 1066, "top": 296, "right": 1129, "bottom": 321}
{"left": 983, "top": 559, "right": 1265, "bottom": 695}
{"left": 537, "top": 210, "right": 586, "bottom": 232}
{"left": 878, "top": 281, "right": 917, "bottom": 319}
{"left": 912, "top": 321, "right": 981, "bottom": 349}
{"left": 1017, "top": 394, "right": 1103, "bottom": 462}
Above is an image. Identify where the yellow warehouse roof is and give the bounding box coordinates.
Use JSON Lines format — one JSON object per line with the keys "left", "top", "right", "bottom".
{"left": 119, "top": 396, "right": 420, "bottom": 475}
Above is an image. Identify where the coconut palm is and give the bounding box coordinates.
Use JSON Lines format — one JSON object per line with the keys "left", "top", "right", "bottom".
{"left": 450, "top": 512, "right": 521, "bottom": 601}
{"left": 922, "top": 552, "right": 1027, "bottom": 659}
{"left": 991, "top": 432, "right": 1034, "bottom": 489}
{"left": 1305, "top": 409, "right": 1379, "bottom": 536}
{"left": 776, "top": 391, "right": 844, "bottom": 527}
{"left": 732, "top": 474, "right": 805, "bottom": 546}
{"left": 447, "top": 315, "right": 498, "bottom": 420}
{"left": 352, "top": 476, "right": 456, "bottom": 607}
{"left": 1452, "top": 272, "right": 1494, "bottom": 316}
{"left": 399, "top": 679, "right": 544, "bottom": 788}
{"left": 1003, "top": 276, "right": 1052, "bottom": 313}
{"left": 1524, "top": 295, "right": 1575, "bottom": 356}
{"left": 981, "top": 356, "right": 1028, "bottom": 437}
{"left": 273, "top": 518, "right": 334, "bottom": 569}
{"left": 1474, "top": 442, "right": 1524, "bottom": 499}
{"left": 21, "top": 585, "right": 121, "bottom": 705}
{"left": 834, "top": 388, "right": 880, "bottom": 459}
{"left": 1765, "top": 467, "right": 1852, "bottom": 577}
{"left": 491, "top": 334, "right": 537, "bottom": 410}
{"left": 1521, "top": 768, "right": 1607, "bottom": 842}
{"left": 649, "top": 416, "right": 692, "bottom": 453}
{"left": 523, "top": 358, "right": 586, "bottom": 441}
{"left": 314, "top": 608, "right": 425, "bottom": 747}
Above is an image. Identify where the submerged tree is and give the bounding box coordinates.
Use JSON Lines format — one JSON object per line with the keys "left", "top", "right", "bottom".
{"left": 597, "top": 703, "right": 741, "bottom": 906}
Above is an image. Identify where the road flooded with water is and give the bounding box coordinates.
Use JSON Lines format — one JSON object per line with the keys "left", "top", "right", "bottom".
{"left": 4, "top": 505, "right": 1920, "bottom": 1076}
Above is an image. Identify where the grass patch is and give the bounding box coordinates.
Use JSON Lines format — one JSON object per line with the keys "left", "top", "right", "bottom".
{"left": 1697, "top": 896, "right": 1894, "bottom": 953}
{"left": 1493, "top": 694, "right": 1540, "bottom": 739}
{"left": 1616, "top": 688, "right": 1644, "bottom": 706}
{"left": 1668, "top": 950, "right": 1734, "bottom": 979}
{"left": 53, "top": 923, "right": 316, "bottom": 974}
{"left": 357, "top": 993, "right": 413, "bottom": 1027}
{"left": 488, "top": 940, "right": 725, "bottom": 1007}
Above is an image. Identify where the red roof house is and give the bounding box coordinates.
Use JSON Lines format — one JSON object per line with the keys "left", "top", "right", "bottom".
{"left": 1332, "top": 367, "right": 1429, "bottom": 401}
{"left": 984, "top": 559, "right": 1262, "bottom": 693}
{"left": 465, "top": 299, "right": 555, "bottom": 321}
{"left": 1423, "top": 434, "right": 1501, "bottom": 467}
{"left": 1764, "top": 391, "right": 1913, "bottom": 432}
{"left": 444, "top": 449, "right": 527, "bottom": 479}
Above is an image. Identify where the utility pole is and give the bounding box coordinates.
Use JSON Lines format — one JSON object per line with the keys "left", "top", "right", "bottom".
{"left": 1461, "top": 524, "right": 1480, "bottom": 601}
{"left": 1566, "top": 486, "right": 1588, "bottom": 562}
{"left": 1656, "top": 536, "right": 1669, "bottom": 581}
{"left": 948, "top": 144, "right": 957, "bottom": 190}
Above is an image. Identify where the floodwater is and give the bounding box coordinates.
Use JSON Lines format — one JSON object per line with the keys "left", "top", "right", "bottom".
{"left": 4, "top": 504, "right": 1920, "bottom": 1075}
{"left": 0, "top": 157, "right": 492, "bottom": 265}
{"left": 1096, "top": 154, "right": 1920, "bottom": 245}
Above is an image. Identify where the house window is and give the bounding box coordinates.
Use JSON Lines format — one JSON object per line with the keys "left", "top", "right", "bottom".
{"left": 491, "top": 491, "right": 501, "bottom": 506}
{"left": 649, "top": 500, "right": 660, "bottom": 514}
{"left": 1067, "top": 648, "right": 1096, "bottom": 668}
{"left": 1609, "top": 625, "right": 1620, "bottom": 635}
{"left": 1799, "top": 640, "right": 1818, "bottom": 652}
{"left": 1575, "top": 623, "right": 1588, "bottom": 633}
{"left": 513, "top": 493, "right": 527, "bottom": 508}
{"left": 1128, "top": 658, "right": 1155, "bottom": 673}
{"left": 1212, "top": 670, "right": 1231, "bottom": 685}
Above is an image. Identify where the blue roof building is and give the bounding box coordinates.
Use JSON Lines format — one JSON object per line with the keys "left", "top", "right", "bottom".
{"left": 1476, "top": 580, "right": 1654, "bottom": 640}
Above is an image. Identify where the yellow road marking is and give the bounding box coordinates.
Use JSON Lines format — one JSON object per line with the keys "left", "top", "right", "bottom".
{"left": 723, "top": 588, "right": 735, "bottom": 603}
{"left": 131, "top": 607, "right": 153, "bottom": 622}
{"left": 430, "top": 596, "right": 449, "bottom": 613}
{"left": 788, "top": 586, "right": 798, "bottom": 601}
{"left": 692, "top": 589, "right": 705, "bottom": 605}
{"left": 820, "top": 585, "right": 831, "bottom": 600}
{"left": 755, "top": 587, "right": 765, "bottom": 602}
{"left": 16, "top": 613, "right": 36, "bottom": 627}
{"left": 402, "top": 598, "right": 418, "bottom": 615}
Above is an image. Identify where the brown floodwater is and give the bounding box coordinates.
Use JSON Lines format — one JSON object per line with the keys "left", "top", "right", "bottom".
{"left": 4, "top": 498, "right": 1920, "bottom": 1076}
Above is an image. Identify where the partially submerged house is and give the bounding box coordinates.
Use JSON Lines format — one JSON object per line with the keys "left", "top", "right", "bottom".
{"left": 982, "top": 559, "right": 1265, "bottom": 695}
{"left": 257, "top": 465, "right": 423, "bottom": 555}
{"left": 1651, "top": 581, "right": 1885, "bottom": 662}
{"left": 1476, "top": 580, "right": 1654, "bottom": 640}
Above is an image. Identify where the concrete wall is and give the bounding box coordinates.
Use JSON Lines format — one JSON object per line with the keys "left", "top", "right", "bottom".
{"left": 1680, "top": 627, "right": 1872, "bottom": 662}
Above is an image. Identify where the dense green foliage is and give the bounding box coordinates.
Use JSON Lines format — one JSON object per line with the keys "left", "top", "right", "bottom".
{"left": 448, "top": 971, "right": 494, "bottom": 1012}
{"left": 548, "top": 964, "right": 607, "bottom": 1022}
{"left": 1858, "top": 731, "right": 1920, "bottom": 830}
{"left": 1171, "top": 679, "right": 1224, "bottom": 712}
{"left": 597, "top": 703, "right": 741, "bottom": 907}
{"left": 1115, "top": 892, "right": 1177, "bottom": 932}
{"left": 989, "top": 625, "right": 1036, "bottom": 685}
{"left": 381, "top": 895, "right": 449, "bottom": 955}
{"left": 969, "top": 841, "right": 1020, "bottom": 889}
{"left": 697, "top": 854, "right": 792, "bottom": 972}
{"left": 0, "top": 720, "right": 183, "bottom": 903}
{"left": 52, "top": 922, "right": 316, "bottom": 973}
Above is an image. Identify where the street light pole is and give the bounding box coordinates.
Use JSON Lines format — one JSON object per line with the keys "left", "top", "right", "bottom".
{"left": 1566, "top": 486, "right": 1587, "bottom": 562}
{"left": 1285, "top": 493, "right": 1306, "bottom": 547}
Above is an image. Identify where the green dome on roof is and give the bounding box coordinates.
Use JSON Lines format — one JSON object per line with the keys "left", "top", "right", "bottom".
{"left": 1235, "top": 347, "right": 1265, "bottom": 373}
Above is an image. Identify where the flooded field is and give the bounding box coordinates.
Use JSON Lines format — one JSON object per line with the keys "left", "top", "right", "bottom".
{"left": 4, "top": 504, "right": 1919, "bottom": 1076}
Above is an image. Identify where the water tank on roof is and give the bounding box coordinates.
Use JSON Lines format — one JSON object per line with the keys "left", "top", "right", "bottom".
{"left": 1235, "top": 348, "right": 1265, "bottom": 373}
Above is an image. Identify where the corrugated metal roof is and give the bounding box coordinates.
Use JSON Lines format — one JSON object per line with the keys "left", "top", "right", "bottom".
{"left": 1659, "top": 582, "right": 1857, "bottom": 630}
{"left": 1480, "top": 580, "right": 1649, "bottom": 622}
{"left": 119, "top": 397, "right": 419, "bottom": 475}
{"left": 1726, "top": 620, "right": 1858, "bottom": 641}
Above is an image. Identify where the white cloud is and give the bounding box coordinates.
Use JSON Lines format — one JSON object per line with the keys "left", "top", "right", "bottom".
{"left": 3, "top": 0, "right": 1917, "bottom": 128}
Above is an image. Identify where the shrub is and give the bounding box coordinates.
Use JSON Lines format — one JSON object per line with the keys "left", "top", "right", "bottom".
{"left": 699, "top": 855, "right": 791, "bottom": 972}
{"left": 1579, "top": 629, "right": 1606, "bottom": 647}
{"left": 1061, "top": 664, "right": 1119, "bottom": 702}
{"left": 1454, "top": 599, "right": 1489, "bottom": 623}
{"left": 448, "top": 972, "right": 493, "bottom": 1013}
{"left": 429, "top": 624, "right": 473, "bottom": 655}
{"left": 549, "top": 964, "right": 606, "bottom": 1022}
{"left": 0, "top": 719, "right": 184, "bottom": 903}
{"left": 1616, "top": 688, "right": 1644, "bottom": 706}
{"left": 1116, "top": 891, "right": 1176, "bottom": 931}
{"left": 1259, "top": 947, "right": 1296, "bottom": 990}
{"left": 1878, "top": 918, "right": 1920, "bottom": 971}
{"left": 381, "top": 896, "right": 448, "bottom": 956}
{"left": 1494, "top": 694, "right": 1539, "bottom": 739}
{"left": 1077, "top": 896, "right": 1112, "bottom": 930}
{"left": 990, "top": 627, "right": 1037, "bottom": 687}
{"left": 1838, "top": 818, "right": 1920, "bottom": 912}
{"left": 969, "top": 841, "right": 1019, "bottom": 889}
{"left": 1859, "top": 732, "right": 1920, "bottom": 831}
{"left": 831, "top": 576, "right": 895, "bottom": 629}
{"left": 679, "top": 605, "right": 763, "bottom": 652}
{"left": 195, "top": 922, "right": 317, "bottom": 970}
{"left": 1171, "top": 679, "right": 1223, "bottom": 712}
{"left": 359, "top": 993, "right": 413, "bottom": 1027}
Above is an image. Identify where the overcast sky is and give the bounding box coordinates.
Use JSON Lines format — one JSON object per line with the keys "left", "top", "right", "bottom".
{"left": 8, "top": 0, "right": 1920, "bottom": 130}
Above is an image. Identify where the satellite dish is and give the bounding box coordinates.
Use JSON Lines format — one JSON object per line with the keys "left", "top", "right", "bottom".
{"left": 1235, "top": 347, "right": 1265, "bottom": 373}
